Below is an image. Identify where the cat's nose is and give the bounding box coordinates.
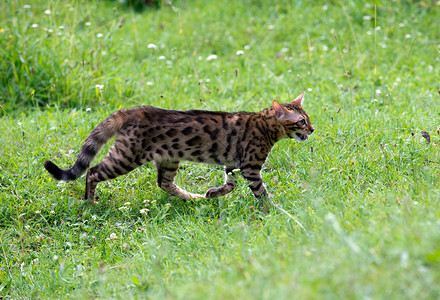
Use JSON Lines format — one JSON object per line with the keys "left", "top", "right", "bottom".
{"left": 309, "top": 128, "right": 314, "bottom": 134}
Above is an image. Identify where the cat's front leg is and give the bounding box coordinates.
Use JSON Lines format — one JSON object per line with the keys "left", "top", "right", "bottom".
{"left": 240, "top": 166, "right": 272, "bottom": 214}
{"left": 205, "top": 166, "right": 237, "bottom": 198}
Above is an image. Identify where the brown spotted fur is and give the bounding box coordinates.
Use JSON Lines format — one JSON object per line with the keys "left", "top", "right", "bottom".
{"left": 44, "top": 93, "right": 314, "bottom": 211}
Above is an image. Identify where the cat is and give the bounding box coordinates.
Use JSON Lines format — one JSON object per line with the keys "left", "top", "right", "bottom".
{"left": 44, "top": 92, "right": 314, "bottom": 212}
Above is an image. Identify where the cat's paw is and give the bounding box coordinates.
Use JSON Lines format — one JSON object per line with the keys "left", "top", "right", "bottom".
{"left": 205, "top": 187, "right": 221, "bottom": 198}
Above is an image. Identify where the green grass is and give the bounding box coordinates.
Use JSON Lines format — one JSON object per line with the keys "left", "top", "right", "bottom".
{"left": 1, "top": 0, "right": 440, "bottom": 298}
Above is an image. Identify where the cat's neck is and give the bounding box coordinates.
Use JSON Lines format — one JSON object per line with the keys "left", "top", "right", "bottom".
{"left": 257, "top": 107, "right": 288, "bottom": 143}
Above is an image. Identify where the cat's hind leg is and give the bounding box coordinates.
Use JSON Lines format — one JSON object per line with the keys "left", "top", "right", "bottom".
{"left": 155, "top": 160, "right": 204, "bottom": 201}
{"left": 205, "top": 166, "right": 238, "bottom": 198}
{"left": 85, "top": 141, "right": 147, "bottom": 202}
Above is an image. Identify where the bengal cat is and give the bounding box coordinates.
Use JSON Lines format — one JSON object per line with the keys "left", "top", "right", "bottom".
{"left": 44, "top": 92, "right": 314, "bottom": 212}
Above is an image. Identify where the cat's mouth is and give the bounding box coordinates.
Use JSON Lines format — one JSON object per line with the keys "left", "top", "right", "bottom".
{"left": 292, "top": 132, "right": 308, "bottom": 142}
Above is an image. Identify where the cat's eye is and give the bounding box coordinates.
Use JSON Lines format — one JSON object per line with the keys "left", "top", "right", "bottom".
{"left": 298, "top": 119, "right": 306, "bottom": 125}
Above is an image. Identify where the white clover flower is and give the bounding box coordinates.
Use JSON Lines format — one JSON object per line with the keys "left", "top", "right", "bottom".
{"left": 405, "top": 34, "right": 411, "bottom": 39}
{"left": 140, "top": 208, "right": 150, "bottom": 215}
{"left": 18, "top": 122, "right": 22, "bottom": 126}
{"left": 24, "top": 4, "right": 31, "bottom": 8}
{"left": 268, "top": 24, "right": 275, "bottom": 30}
{"left": 50, "top": 210, "right": 55, "bottom": 214}
{"left": 307, "top": 88, "right": 313, "bottom": 92}
{"left": 205, "top": 79, "right": 211, "bottom": 83}
{"left": 31, "top": 24, "right": 38, "bottom": 28}
{"left": 363, "top": 16, "right": 372, "bottom": 20}
{"left": 95, "top": 84, "right": 104, "bottom": 90}
{"left": 44, "top": 9, "right": 51, "bottom": 15}
{"left": 118, "top": 206, "right": 128, "bottom": 211}
{"left": 147, "top": 43, "right": 158, "bottom": 49}
{"left": 92, "top": 215, "right": 97, "bottom": 220}
{"left": 280, "top": 47, "right": 289, "bottom": 53}
{"left": 323, "top": 45, "right": 329, "bottom": 51}
{"left": 48, "top": 29, "right": 53, "bottom": 33}
{"left": 110, "top": 233, "right": 117, "bottom": 239}
{"left": 375, "top": 26, "right": 381, "bottom": 31}
{"left": 146, "top": 82, "right": 153, "bottom": 86}
{"left": 206, "top": 54, "right": 218, "bottom": 61}
{"left": 366, "top": 31, "right": 372, "bottom": 35}
{"left": 53, "top": 255, "right": 59, "bottom": 261}
{"left": 236, "top": 50, "right": 244, "bottom": 56}
{"left": 158, "top": 55, "right": 166, "bottom": 60}
{"left": 375, "top": 89, "right": 382, "bottom": 95}
{"left": 58, "top": 26, "right": 64, "bottom": 30}
{"left": 86, "top": 108, "right": 91, "bottom": 112}
{"left": 97, "top": 33, "right": 103, "bottom": 38}
{"left": 322, "top": 5, "right": 328, "bottom": 11}
{"left": 244, "top": 45, "right": 251, "bottom": 50}
{"left": 85, "top": 22, "right": 91, "bottom": 26}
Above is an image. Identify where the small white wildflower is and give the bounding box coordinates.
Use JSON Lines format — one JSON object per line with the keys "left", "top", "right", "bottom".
{"left": 35, "top": 210, "right": 41, "bottom": 214}
{"left": 147, "top": 43, "right": 157, "bottom": 49}
{"left": 66, "top": 242, "right": 72, "bottom": 247}
{"left": 322, "top": 5, "right": 328, "bottom": 11}
{"left": 18, "top": 122, "right": 22, "bottom": 126}
{"left": 86, "top": 108, "right": 91, "bottom": 112}
{"left": 363, "top": 16, "right": 372, "bottom": 20}
{"left": 58, "top": 26, "right": 64, "bottom": 30}
{"left": 31, "top": 24, "right": 38, "bottom": 28}
{"left": 198, "top": 56, "right": 203, "bottom": 60}
{"left": 280, "top": 47, "right": 289, "bottom": 53}
{"left": 53, "top": 255, "right": 59, "bottom": 261}
{"left": 236, "top": 50, "right": 244, "bottom": 55}
{"left": 97, "top": 33, "right": 103, "bottom": 38}
{"left": 366, "top": 30, "right": 372, "bottom": 35}
{"left": 428, "top": 65, "right": 433, "bottom": 72}
{"left": 146, "top": 82, "right": 153, "bottom": 86}
{"left": 244, "top": 45, "right": 251, "bottom": 50}
{"left": 118, "top": 206, "right": 128, "bottom": 211}
{"left": 399, "top": 23, "right": 405, "bottom": 27}
{"left": 395, "top": 77, "right": 401, "bottom": 82}
{"left": 375, "top": 89, "right": 382, "bottom": 95}
{"left": 92, "top": 215, "right": 97, "bottom": 220}
{"left": 31, "top": 258, "right": 39, "bottom": 264}
{"left": 165, "top": 203, "right": 171, "bottom": 207}
{"left": 158, "top": 55, "right": 166, "bottom": 60}
{"left": 110, "top": 233, "right": 117, "bottom": 239}
{"left": 206, "top": 54, "right": 218, "bottom": 61}
{"left": 140, "top": 208, "right": 150, "bottom": 215}
{"left": 24, "top": 4, "right": 31, "bottom": 8}
{"left": 268, "top": 24, "right": 275, "bottom": 30}
{"left": 166, "top": 60, "right": 172, "bottom": 65}
{"left": 102, "top": 50, "right": 107, "bottom": 56}
{"left": 323, "top": 45, "right": 329, "bottom": 51}
{"left": 85, "top": 22, "right": 91, "bottom": 26}
{"left": 48, "top": 29, "right": 53, "bottom": 33}
{"left": 50, "top": 210, "right": 55, "bottom": 214}
{"left": 124, "top": 202, "right": 131, "bottom": 206}
{"left": 307, "top": 88, "right": 313, "bottom": 92}
{"left": 405, "top": 34, "right": 411, "bottom": 39}
{"left": 44, "top": 9, "right": 51, "bottom": 15}
{"left": 375, "top": 26, "right": 381, "bottom": 31}
{"left": 95, "top": 84, "right": 104, "bottom": 90}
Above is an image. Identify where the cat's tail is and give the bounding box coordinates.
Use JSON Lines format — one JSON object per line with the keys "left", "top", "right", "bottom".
{"left": 44, "top": 110, "right": 127, "bottom": 181}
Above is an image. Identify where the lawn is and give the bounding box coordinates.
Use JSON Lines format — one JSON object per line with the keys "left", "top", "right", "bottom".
{"left": 1, "top": 0, "right": 440, "bottom": 298}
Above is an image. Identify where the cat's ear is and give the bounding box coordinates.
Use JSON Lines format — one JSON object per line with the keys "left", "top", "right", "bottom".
{"left": 291, "top": 92, "right": 305, "bottom": 106}
{"left": 273, "top": 100, "right": 289, "bottom": 118}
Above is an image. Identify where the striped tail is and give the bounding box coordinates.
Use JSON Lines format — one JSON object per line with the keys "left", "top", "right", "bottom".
{"left": 44, "top": 111, "right": 125, "bottom": 181}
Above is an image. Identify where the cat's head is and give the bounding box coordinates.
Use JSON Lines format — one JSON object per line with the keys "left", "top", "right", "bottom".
{"left": 272, "top": 92, "right": 314, "bottom": 142}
